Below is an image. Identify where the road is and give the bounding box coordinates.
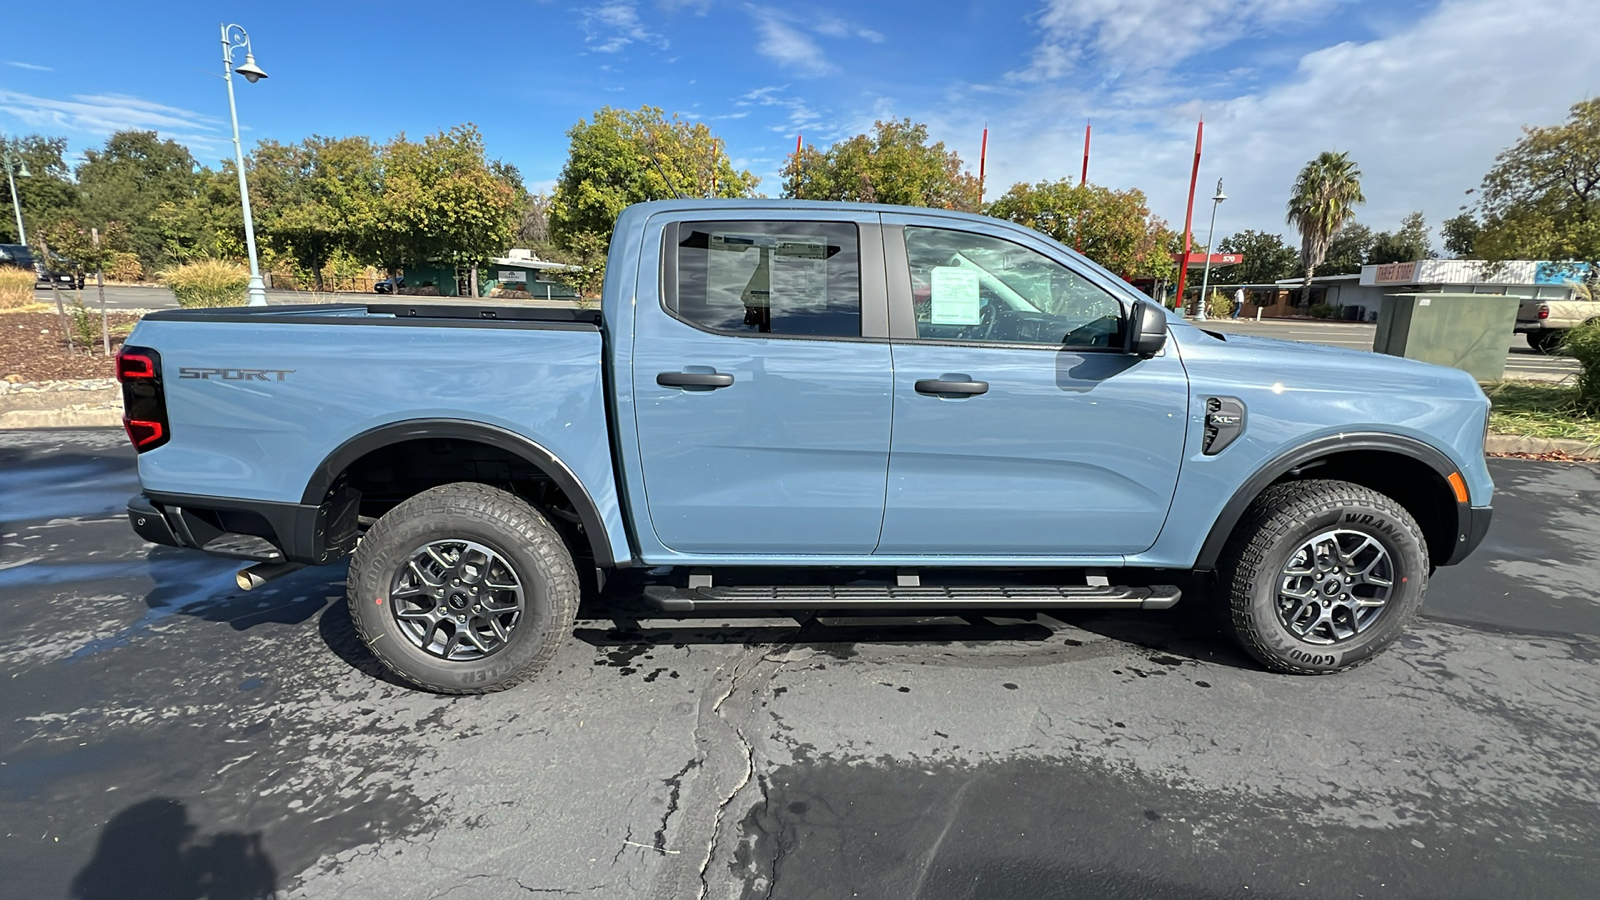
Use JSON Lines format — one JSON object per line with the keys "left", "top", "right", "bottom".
{"left": 1201, "top": 317, "right": 1580, "bottom": 382}
{"left": 2, "top": 429, "right": 1598, "bottom": 899}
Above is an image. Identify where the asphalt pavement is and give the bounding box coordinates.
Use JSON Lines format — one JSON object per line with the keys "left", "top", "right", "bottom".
{"left": 2, "top": 429, "right": 1598, "bottom": 899}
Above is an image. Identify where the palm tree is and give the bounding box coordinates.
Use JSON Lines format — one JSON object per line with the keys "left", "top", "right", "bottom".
{"left": 1286, "top": 151, "right": 1365, "bottom": 307}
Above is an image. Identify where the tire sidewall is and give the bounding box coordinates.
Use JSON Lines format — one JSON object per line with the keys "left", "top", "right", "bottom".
{"left": 1243, "top": 499, "right": 1427, "bottom": 672}
{"left": 350, "top": 503, "right": 562, "bottom": 692}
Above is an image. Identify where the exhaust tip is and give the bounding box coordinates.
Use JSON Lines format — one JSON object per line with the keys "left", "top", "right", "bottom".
{"left": 236, "top": 561, "right": 304, "bottom": 592}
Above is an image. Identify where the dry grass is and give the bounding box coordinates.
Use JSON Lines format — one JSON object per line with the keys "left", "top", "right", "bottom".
{"left": 0, "top": 267, "right": 36, "bottom": 309}
{"left": 159, "top": 259, "right": 250, "bottom": 308}
{"left": 1484, "top": 381, "right": 1600, "bottom": 446}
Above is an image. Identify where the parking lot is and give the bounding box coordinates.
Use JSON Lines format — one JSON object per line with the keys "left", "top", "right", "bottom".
{"left": 2, "top": 428, "right": 1598, "bottom": 899}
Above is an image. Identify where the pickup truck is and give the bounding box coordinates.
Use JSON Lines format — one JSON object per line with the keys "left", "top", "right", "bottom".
{"left": 118, "top": 199, "right": 1494, "bottom": 693}
{"left": 1516, "top": 295, "right": 1598, "bottom": 352}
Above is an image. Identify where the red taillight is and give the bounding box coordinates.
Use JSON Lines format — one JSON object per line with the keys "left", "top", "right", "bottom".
{"left": 117, "top": 351, "right": 156, "bottom": 381}
{"left": 122, "top": 417, "right": 165, "bottom": 448}
{"left": 1537, "top": 305, "right": 1550, "bottom": 320}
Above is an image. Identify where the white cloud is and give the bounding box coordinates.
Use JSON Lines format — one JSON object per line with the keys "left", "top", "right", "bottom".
{"left": 969, "top": 0, "right": 1600, "bottom": 244}
{"left": 1019, "top": 0, "right": 1343, "bottom": 81}
{"left": 753, "top": 13, "right": 834, "bottom": 76}
{"left": 0, "top": 90, "right": 221, "bottom": 148}
{"left": 580, "top": 2, "right": 668, "bottom": 53}
{"left": 5, "top": 61, "right": 52, "bottom": 72}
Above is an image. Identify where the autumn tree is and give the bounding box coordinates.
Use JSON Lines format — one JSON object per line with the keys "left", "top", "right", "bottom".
{"left": 784, "top": 119, "right": 980, "bottom": 212}
{"left": 1473, "top": 98, "right": 1600, "bottom": 274}
{"left": 1215, "top": 230, "right": 1300, "bottom": 285}
{"left": 986, "top": 178, "right": 1177, "bottom": 280}
{"left": 550, "top": 106, "right": 757, "bottom": 254}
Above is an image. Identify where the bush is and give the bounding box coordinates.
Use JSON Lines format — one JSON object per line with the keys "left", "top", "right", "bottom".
{"left": 1206, "top": 291, "right": 1234, "bottom": 319}
{"left": 160, "top": 259, "right": 250, "bottom": 308}
{"left": 67, "top": 294, "right": 100, "bottom": 350}
{"left": 0, "top": 266, "right": 34, "bottom": 309}
{"left": 1308, "top": 302, "right": 1336, "bottom": 319}
{"left": 1563, "top": 318, "right": 1600, "bottom": 413}
{"left": 105, "top": 252, "right": 144, "bottom": 283}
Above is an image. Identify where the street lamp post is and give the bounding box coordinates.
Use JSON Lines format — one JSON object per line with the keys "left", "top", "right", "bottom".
{"left": 2, "top": 137, "right": 30, "bottom": 247}
{"left": 221, "top": 24, "right": 269, "bottom": 307}
{"left": 1196, "top": 179, "right": 1226, "bottom": 321}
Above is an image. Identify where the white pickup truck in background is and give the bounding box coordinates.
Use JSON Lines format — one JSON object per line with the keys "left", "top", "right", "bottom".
{"left": 1517, "top": 295, "right": 1599, "bottom": 352}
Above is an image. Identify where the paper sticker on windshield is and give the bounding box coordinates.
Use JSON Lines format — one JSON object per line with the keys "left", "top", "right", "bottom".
{"left": 930, "top": 267, "right": 981, "bottom": 325}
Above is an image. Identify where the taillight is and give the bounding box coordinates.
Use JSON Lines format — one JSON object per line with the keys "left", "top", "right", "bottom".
{"left": 1537, "top": 304, "right": 1550, "bottom": 320}
{"left": 117, "top": 345, "right": 170, "bottom": 452}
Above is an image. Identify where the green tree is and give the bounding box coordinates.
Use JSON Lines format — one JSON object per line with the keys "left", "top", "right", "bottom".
{"left": 252, "top": 136, "right": 380, "bottom": 290}
{"left": 75, "top": 131, "right": 203, "bottom": 272}
{"left": 1441, "top": 212, "right": 1480, "bottom": 257}
{"left": 0, "top": 134, "right": 78, "bottom": 243}
{"left": 1214, "top": 229, "right": 1300, "bottom": 285}
{"left": 1317, "top": 222, "right": 1373, "bottom": 276}
{"left": 784, "top": 119, "right": 980, "bottom": 212}
{"left": 1474, "top": 98, "right": 1600, "bottom": 274}
{"left": 150, "top": 166, "right": 245, "bottom": 264}
{"left": 1366, "top": 212, "right": 1432, "bottom": 265}
{"left": 550, "top": 106, "right": 757, "bottom": 255}
{"left": 358, "top": 125, "right": 523, "bottom": 283}
{"left": 986, "top": 178, "right": 1177, "bottom": 280}
{"left": 1286, "top": 151, "right": 1366, "bottom": 305}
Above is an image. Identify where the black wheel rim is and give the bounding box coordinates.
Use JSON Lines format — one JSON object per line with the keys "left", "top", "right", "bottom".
{"left": 1276, "top": 529, "right": 1394, "bottom": 645}
{"left": 388, "top": 539, "right": 524, "bottom": 661}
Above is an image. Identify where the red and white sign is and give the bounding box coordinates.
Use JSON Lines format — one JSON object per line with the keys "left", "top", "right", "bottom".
{"left": 1172, "top": 253, "right": 1244, "bottom": 267}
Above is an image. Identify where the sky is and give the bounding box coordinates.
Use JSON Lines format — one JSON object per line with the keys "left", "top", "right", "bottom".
{"left": 2, "top": 0, "right": 1597, "bottom": 248}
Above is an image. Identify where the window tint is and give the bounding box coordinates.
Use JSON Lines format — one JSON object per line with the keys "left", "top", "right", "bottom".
{"left": 674, "top": 221, "right": 861, "bottom": 338}
{"left": 903, "top": 226, "right": 1125, "bottom": 348}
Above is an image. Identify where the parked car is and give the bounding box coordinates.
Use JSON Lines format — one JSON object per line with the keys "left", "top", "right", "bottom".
{"left": 0, "top": 243, "right": 39, "bottom": 279}
{"left": 1516, "top": 296, "right": 1599, "bottom": 352}
{"left": 116, "top": 199, "right": 1494, "bottom": 693}
{"left": 373, "top": 275, "right": 405, "bottom": 294}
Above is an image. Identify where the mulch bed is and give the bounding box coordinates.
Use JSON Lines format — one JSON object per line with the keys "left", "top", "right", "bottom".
{"left": 1, "top": 311, "right": 141, "bottom": 382}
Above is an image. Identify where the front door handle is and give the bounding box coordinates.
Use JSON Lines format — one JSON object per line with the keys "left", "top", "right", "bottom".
{"left": 657, "top": 371, "right": 735, "bottom": 389}
{"left": 915, "top": 378, "right": 989, "bottom": 396}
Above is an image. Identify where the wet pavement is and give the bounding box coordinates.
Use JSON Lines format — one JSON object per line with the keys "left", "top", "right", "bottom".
{"left": 2, "top": 429, "right": 1597, "bottom": 899}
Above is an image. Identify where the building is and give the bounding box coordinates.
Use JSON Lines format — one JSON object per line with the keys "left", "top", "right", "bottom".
{"left": 1244, "top": 260, "right": 1588, "bottom": 321}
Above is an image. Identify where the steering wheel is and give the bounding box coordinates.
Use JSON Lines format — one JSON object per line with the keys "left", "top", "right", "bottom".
{"left": 959, "top": 300, "right": 998, "bottom": 341}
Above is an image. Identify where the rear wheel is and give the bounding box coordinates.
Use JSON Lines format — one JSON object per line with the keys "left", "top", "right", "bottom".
{"left": 1529, "top": 329, "right": 1564, "bottom": 353}
{"left": 1219, "top": 479, "right": 1428, "bottom": 674}
{"left": 347, "top": 483, "right": 579, "bottom": 693}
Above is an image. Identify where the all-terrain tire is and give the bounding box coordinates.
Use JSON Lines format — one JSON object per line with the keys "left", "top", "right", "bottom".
{"left": 1529, "top": 329, "right": 1564, "bottom": 354}
{"left": 1219, "top": 479, "right": 1429, "bottom": 675}
{"left": 347, "top": 483, "right": 579, "bottom": 693}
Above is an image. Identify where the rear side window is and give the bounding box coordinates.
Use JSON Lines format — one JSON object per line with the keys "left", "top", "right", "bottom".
{"left": 671, "top": 221, "right": 861, "bottom": 338}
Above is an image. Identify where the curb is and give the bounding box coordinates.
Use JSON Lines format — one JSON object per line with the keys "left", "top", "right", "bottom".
{"left": 1485, "top": 433, "right": 1600, "bottom": 460}
{"left": 0, "top": 408, "right": 122, "bottom": 429}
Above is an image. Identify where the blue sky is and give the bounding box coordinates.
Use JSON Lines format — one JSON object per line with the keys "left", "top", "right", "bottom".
{"left": 2, "top": 0, "right": 1596, "bottom": 247}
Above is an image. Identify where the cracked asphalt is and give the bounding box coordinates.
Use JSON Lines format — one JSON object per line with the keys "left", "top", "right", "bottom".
{"left": 2, "top": 429, "right": 1598, "bottom": 899}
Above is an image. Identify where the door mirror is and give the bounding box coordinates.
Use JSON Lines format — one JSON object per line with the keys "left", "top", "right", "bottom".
{"left": 1125, "top": 299, "right": 1169, "bottom": 358}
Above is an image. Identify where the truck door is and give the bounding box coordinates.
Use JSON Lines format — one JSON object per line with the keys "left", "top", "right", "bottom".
{"left": 632, "top": 214, "right": 893, "bottom": 554}
{"left": 875, "top": 218, "right": 1188, "bottom": 556}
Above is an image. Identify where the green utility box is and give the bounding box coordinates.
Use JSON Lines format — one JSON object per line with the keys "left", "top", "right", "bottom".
{"left": 1372, "top": 292, "right": 1520, "bottom": 382}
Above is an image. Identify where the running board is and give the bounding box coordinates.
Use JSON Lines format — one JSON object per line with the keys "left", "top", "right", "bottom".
{"left": 641, "top": 583, "right": 1181, "bottom": 613}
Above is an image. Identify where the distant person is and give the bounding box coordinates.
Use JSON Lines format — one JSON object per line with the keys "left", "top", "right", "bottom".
{"left": 1233, "top": 288, "right": 1245, "bottom": 319}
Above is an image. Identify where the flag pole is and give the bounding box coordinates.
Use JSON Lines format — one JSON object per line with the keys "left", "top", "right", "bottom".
{"left": 1174, "top": 120, "right": 1204, "bottom": 313}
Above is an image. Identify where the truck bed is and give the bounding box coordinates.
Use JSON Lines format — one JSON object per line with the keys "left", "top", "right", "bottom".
{"left": 143, "top": 301, "right": 603, "bottom": 328}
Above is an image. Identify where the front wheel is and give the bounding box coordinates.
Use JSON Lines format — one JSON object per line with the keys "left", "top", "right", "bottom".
{"left": 347, "top": 483, "right": 579, "bottom": 693}
{"left": 1219, "top": 479, "right": 1428, "bottom": 674}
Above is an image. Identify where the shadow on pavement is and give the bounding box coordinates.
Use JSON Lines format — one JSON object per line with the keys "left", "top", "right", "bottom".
{"left": 69, "top": 797, "right": 277, "bottom": 900}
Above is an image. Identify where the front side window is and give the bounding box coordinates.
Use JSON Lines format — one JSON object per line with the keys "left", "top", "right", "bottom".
{"left": 904, "top": 226, "right": 1125, "bottom": 348}
{"left": 673, "top": 220, "right": 861, "bottom": 338}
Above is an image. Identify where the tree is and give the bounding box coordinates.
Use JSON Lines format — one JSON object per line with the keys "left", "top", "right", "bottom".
{"left": 1366, "top": 212, "right": 1432, "bottom": 265}
{"left": 0, "top": 135, "right": 78, "bottom": 243}
{"left": 75, "top": 131, "right": 203, "bottom": 272}
{"left": 784, "top": 119, "right": 980, "bottom": 212}
{"left": 252, "top": 136, "right": 379, "bottom": 290}
{"left": 1318, "top": 222, "right": 1372, "bottom": 276}
{"left": 1441, "top": 212, "right": 1480, "bottom": 258}
{"left": 1474, "top": 98, "right": 1600, "bottom": 275}
{"left": 1286, "top": 151, "right": 1365, "bottom": 305}
{"left": 1215, "top": 230, "right": 1300, "bottom": 285}
{"left": 986, "top": 178, "right": 1177, "bottom": 280}
{"left": 358, "top": 125, "right": 523, "bottom": 282}
{"left": 550, "top": 106, "right": 757, "bottom": 254}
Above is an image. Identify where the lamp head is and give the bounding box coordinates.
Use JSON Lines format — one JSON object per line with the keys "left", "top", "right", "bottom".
{"left": 234, "top": 54, "right": 268, "bottom": 83}
{"left": 1212, "top": 179, "right": 1226, "bottom": 203}
{"left": 15, "top": 162, "right": 30, "bottom": 178}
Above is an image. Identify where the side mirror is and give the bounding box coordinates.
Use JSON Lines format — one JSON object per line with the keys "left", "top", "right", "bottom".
{"left": 1125, "top": 299, "right": 1169, "bottom": 358}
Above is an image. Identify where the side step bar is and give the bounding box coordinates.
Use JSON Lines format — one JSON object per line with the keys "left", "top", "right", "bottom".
{"left": 642, "top": 583, "right": 1181, "bottom": 613}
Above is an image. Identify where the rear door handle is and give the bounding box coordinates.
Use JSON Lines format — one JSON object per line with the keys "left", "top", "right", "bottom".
{"left": 915, "top": 378, "right": 989, "bottom": 396}
{"left": 657, "top": 371, "right": 735, "bottom": 389}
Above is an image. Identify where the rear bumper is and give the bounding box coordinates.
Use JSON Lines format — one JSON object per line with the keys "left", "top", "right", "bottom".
{"left": 1513, "top": 322, "right": 1553, "bottom": 334}
{"left": 1441, "top": 505, "right": 1493, "bottom": 566}
{"left": 127, "top": 489, "right": 359, "bottom": 565}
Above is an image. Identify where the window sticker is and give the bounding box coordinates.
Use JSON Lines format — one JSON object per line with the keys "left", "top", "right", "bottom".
{"left": 929, "top": 267, "right": 981, "bottom": 325}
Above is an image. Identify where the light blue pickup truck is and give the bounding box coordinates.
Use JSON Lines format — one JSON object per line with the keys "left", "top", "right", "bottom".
{"left": 118, "top": 200, "right": 1493, "bottom": 692}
